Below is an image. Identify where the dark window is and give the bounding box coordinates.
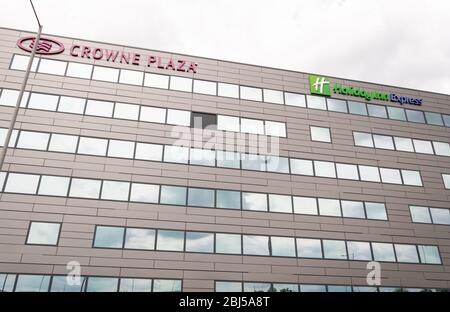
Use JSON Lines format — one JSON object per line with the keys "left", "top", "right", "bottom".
{"left": 191, "top": 112, "right": 217, "bottom": 129}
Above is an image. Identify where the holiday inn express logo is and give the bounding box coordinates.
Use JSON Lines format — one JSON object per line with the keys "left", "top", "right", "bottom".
{"left": 308, "top": 75, "right": 423, "bottom": 105}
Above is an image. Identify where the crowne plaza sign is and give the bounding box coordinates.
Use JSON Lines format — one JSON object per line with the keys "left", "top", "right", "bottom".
{"left": 17, "top": 36, "right": 198, "bottom": 73}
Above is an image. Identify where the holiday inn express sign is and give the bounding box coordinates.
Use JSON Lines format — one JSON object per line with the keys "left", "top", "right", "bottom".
{"left": 309, "top": 75, "right": 423, "bottom": 105}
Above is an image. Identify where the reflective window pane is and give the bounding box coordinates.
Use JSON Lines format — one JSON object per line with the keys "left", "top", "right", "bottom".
{"left": 293, "top": 196, "right": 318, "bottom": 215}
{"left": 409, "top": 206, "right": 431, "bottom": 223}
{"left": 268, "top": 194, "right": 292, "bottom": 213}
{"left": 86, "top": 277, "right": 118, "bottom": 292}
{"left": 266, "top": 156, "right": 289, "bottom": 173}
{"left": 125, "top": 228, "right": 155, "bottom": 250}
{"left": 160, "top": 185, "right": 187, "bottom": 205}
{"left": 323, "top": 240, "right": 347, "bottom": 260}
{"left": 94, "top": 226, "right": 124, "bottom": 248}
{"left": 284, "top": 92, "right": 306, "bottom": 107}
{"left": 310, "top": 126, "right": 331, "bottom": 143}
{"left": 359, "top": 165, "right": 380, "bottom": 182}
{"left": 418, "top": 245, "right": 441, "bottom": 264}
{"left": 216, "top": 190, "right": 241, "bottom": 209}
{"left": 119, "top": 69, "right": 143, "bottom": 85}
{"left": 265, "top": 121, "right": 286, "bottom": 137}
{"left": 153, "top": 279, "right": 182, "bottom": 292}
{"left": 263, "top": 89, "right": 284, "bottom": 104}
{"left": 11, "top": 54, "right": 39, "bottom": 71}
{"left": 85, "top": 99, "right": 114, "bottom": 117}
{"left": 27, "top": 222, "right": 60, "bottom": 245}
{"left": 38, "top": 58, "right": 67, "bottom": 75}
{"left": 424, "top": 112, "right": 444, "bottom": 126}
{"left": 15, "top": 275, "right": 50, "bottom": 292}
{"left": 336, "top": 163, "right": 359, "bottom": 180}
{"left": 306, "top": 95, "right": 326, "bottom": 110}
{"left": 290, "top": 159, "right": 314, "bottom": 176}
{"left": 314, "top": 161, "right": 336, "bottom": 178}
{"left": 387, "top": 107, "right": 406, "bottom": 121}
{"left": 243, "top": 235, "right": 270, "bottom": 256}
{"left": 380, "top": 168, "right": 402, "bottom": 184}
{"left": 327, "top": 99, "right": 347, "bottom": 113}
{"left": 48, "top": 134, "right": 78, "bottom": 153}
{"left": 216, "top": 151, "right": 240, "bottom": 169}
{"left": 217, "top": 82, "right": 239, "bottom": 98}
{"left": 135, "top": 143, "right": 163, "bottom": 161}
{"left": 114, "top": 102, "right": 139, "bottom": 120}
{"left": 188, "top": 188, "right": 215, "bottom": 208}
{"left": 156, "top": 230, "right": 184, "bottom": 251}
{"left": 443, "top": 115, "right": 450, "bottom": 127}
{"left": 347, "top": 241, "right": 372, "bottom": 261}
{"left": 77, "top": 137, "right": 108, "bottom": 156}
{"left": 130, "top": 183, "right": 159, "bottom": 203}
{"left": 66, "top": 62, "right": 92, "bottom": 79}
{"left": 401, "top": 170, "right": 422, "bottom": 186}
{"left": 217, "top": 115, "right": 240, "bottom": 132}
{"left": 107, "top": 140, "right": 135, "bottom": 159}
{"left": 38, "top": 175, "right": 70, "bottom": 197}
{"left": 365, "top": 202, "right": 387, "bottom": 220}
{"left": 240, "top": 86, "right": 262, "bottom": 101}
{"left": 57, "top": 96, "right": 86, "bottom": 114}
{"left": 373, "top": 135, "right": 394, "bottom": 150}
{"left": 144, "top": 73, "right": 169, "bottom": 89}
{"left": 216, "top": 233, "right": 241, "bottom": 254}
{"left": 395, "top": 244, "right": 419, "bottom": 263}
{"left": 0, "top": 89, "right": 29, "bottom": 107}
{"left": 169, "top": 76, "right": 192, "bottom": 92}
{"left": 372, "top": 243, "right": 396, "bottom": 262}
{"left": 272, "top": 283, "right": 299, "bottom": 292}
{"left": 69, "top": 178, "right": 101, "bottom": 199}
{"left": 193, "top": 80, "right": 217, "bottom": 95}
{"left": 243, "top": 282, "right": 271, "bottom": 292}
{"left": 430, "top": 208, "right": 450, "bottom": 225}
{"left": 300, "top": 284, "right": 326, "bottom": 292}
{"left": 348, "top": 101, "right": 367, "bottom": 116}
{"left": 353, "top": 132, "right": 373, "bottom": 148}
{"left": 189, "top": 148, "right": 215, "bottom": 166}
{"left": 406, "top": 110, "right": 425, "bottom": 123}
{"left": 327, "top": 285, "right": 352, "bottom": 292}
{"left": 394, "top": 137, "right": 414, "bottom": 152}
{"left": 433, "top": 142, "right": 450, "bottom": 156}
{"left": 242, "top": 192, "right": 267, "bottom": 211}
{"left": 119, "top": 278, "right": 152, "bottom": 292}
{"left": 296, "top": 238, "right": 322, "bottom": 258}
{"left": 50, "top": 276, "right": 86, "bottom": 292}
{"left": 185, "top": 232, "right": 214, "bottom": 253}
{"left": 271, "top": 236, "right": 296, "bottom": 257}
{"left": 101, "top": 180, "right": 130, "bottom": 201}
{"left": 92, "top": 66, "right": 119, "bottom": 83}
{"left": 240, "top": 118, "right": 264, "bottom": 135}
{"left": 163, "top": 145, "right": 189, "bottom": 164}
{"left": 216, "top": 282, "right": 242, "bottom": 292}
{"left": 28, "top": 93, "right": 58, "bottom": 111}
{"left": 413, "top": 139, "right": 434, "bottom": 154}
{"left": 318, "top": 198, "right": 341, "bottom": 217}
{"left": 367, "top": 104, "right": 387, "bottom": 118}
{"left": 166, "top": 109, "right": 191, "bottom": 126}
{"left": 241, "top": 154, "right": 266, "bottom": 171}
{"left": 5, "top": 173, "right": 39, "bottom": 194}
{"left": 17, "top": 131, "right": 49, "bottom": 150}
{"left": 444, "top": 174, "right": 450, "bottom": 189}
{"left": 341, "top": 201, "right": 365, "bottom": 219}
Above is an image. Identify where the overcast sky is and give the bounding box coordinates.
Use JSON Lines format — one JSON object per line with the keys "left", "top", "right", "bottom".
{"left": 1, "top": 0, "right": 449, "bottom": 94}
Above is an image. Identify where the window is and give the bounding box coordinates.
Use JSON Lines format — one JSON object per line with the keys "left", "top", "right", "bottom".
{"left": 92, "top": 66, "right": 119, "bottom": 82}
{"left": 140, "top": 106, "right": 166, "bottom": 123}
{"left": 310, "top": 126, "right": 331, "bottom": 143}
{"left": 0, "top": 172, "right": 5, "bottom": 190}
{"left": 380, "top": 168, "right": 402, "bottom": 184}
{"left": 406, "top": 110, "right": 425, "bottom": 123}
{"left": 85, "top": 99, "right": 114, "bottom": 117}
{"left": 401, "top": 170, "right": 422, "bottom": 186}
{"left": 114, "top": 103, "right": 139, "bottom": 120}
{"left": 144, "top": 73, "right": 169, "bottom": 89}
{"left": 271, "top": 236, "right": 296, "bottom": 257}
{"left": 367, "top": 104, "right": 387, "bottom": 118}
{"left": 359, "top": 165, "right": 380, "bottom": 182}
{"left": 94, "top": 226, "right": 124, "bottom": 248}
{"left": 443, "top": 115, "right": 450, "bottom": 127}
{"left": 69, "top": 178, "right": 101, "bottom": 199}
{"left": 371, "top": 243, "right": 396, "bottom": 262}
{"left": 10, "top": 54, "right": 39, "bottom": 71}
{"left": 48, "top": 134, "right": 78, "bottom": 153}
{"left": 16, "top": 131, "right": 49, "bottom": 150}
{"left": 156, "top": 230, "right": 184, "bottom": 251}
{"left": 346, "top": 241, "right": 372, "bottom": 260}
{"left": 77, "top": 137, "right": 108, "bottom": 156}
{"left": 0, "top": 129, "right": 18, "bottom": 148}
{"left": 263, "top": 89, "right": 284, "bottom": 104}
{"left": 341, "top": 201, "right": 365, "bottom": 219}
{"left": 166, "top": 109, "right": 191, "bottom": 126}
{"left": 348, "top": 101, "right": 367, "bottom": 116}
{"left": 272, "top": 283, "right": 299, "bottom": 292}
{"left": 38, "top": 59, "right": 67, "bottom": 75}
{"left": 373, "top": 135, "right": 394, "bottom": 150}
{"left": 268, "top": 194, "right": 292, "bottom": 213}
{"left": 169, "top": 76, "right": 192, "bottom": 92}
{"left": 153, "top": 279, "right": 182, "bottom": 292}
{"left": 135, "top": 143, "right": 163, "bottom": 161}
{"left": 38, "top": 176, "right": 70, "bottom": 197}
{"left": 107, "top": 140, "right": 135, "bottom": 159}
{"left": 187, "top": 188, "right": 215, "bottom": 208}
{"left": 323, "top": 240, "right": 347, "bottom": 260}
{"left": 50, "top": 275, "right": 86, "bottom": 292}
{"left": 433, "top": 142, "right": 450, "bottom": 156}
{"left": 15, "top": 275, "right": 50, "bottom": 292}
{"left": 296, "top": 238, "right": 322, "bottom": 258}
{"left": 216, "top": 233, "right": 241, "bottom": 254}
{"left": 216, "top": 282, "right": 242, "bottom": 292}
{"left": 336, "top": 163, "right": 359, "bottom": 180}
{"left": 27, "top": 222, "right": 60, "bottom": 245}
{"left": 217, "top": 115, "right": 240, "bottom": 132}
{"left": 418, "top": 245, "right": 441, "bottom": 264}
{"left": 160, "top": 185, "right": 187, "bottom": 205}
{"left": 314, "top": 161, "right": 336, "bottom": 178}
{"left": 413, "top": 140, "right": 434, "bottom": 154}
{"left": 185, "top": 232, "right": 214, "bottom": 253}
{"left": 163, "top": 145, "right": 189, "bottom": 164}
{"left": 240, "top": 86, "right": 262, "bottom": 101}
{"left": 300, "top": 285, "right": 326, "bottom": 292}
{"left": 409, "top": 206, "right": 431, "bottom": 223}
{"left": 365, "top": 202, "right": 387, "bottom": 220}
{"left": 119, "top": 69, "right": 143, "bottom": 85}
{"left": 327, "top": 99, "right": 347, "bottom": 113}
{"left": 425, "top": 112, "right": 444, "bottom": 126}
{"left": 243, "top": 235, "right": 270, "bottom": 255}
{"left": 130, "top": 183, "right": 159, "bottom": 203}
{"left": 119, "top": 278, "right": 152, "bottom": 292}
{"left": 5, "top": 173, "right": 39, "bottom": 194}
{"left": 430, "top": 208, "right": 450, "bottom": 225}
{"left": 216, "top": 190, "right": 241, "bottom": 209}
{"left": 216, "top": 151, "right": 240, "bottom": 169}
{"left": 0, "top": 89, "right": 29, "bottom": 107}
{"left": 101, "top": 181, "right": 130, "bottom": 201}
{"left": 353, "top": 132, "right": 373, "bottom": 148}
{"left": 387, "top": 107, "right": 406, "bottom": 121}
{"left": 293, "top": 196, "right": 318, "bottom": 215}
{"left": 28, "top": 93, "right": 59, "bottom": 111}
{"left": 306, "top": 95, "right": 326, "bottom": 110}
{"left": 243, "top": 283, "right": 271, "bottom": 292}
{"left": 66, "top": 62, "right": 93, "bottom": 79}
{"left": 318, "top": 198, "right": 341, "bottom": 217}
{"left": 217, "top": 82, "right": 239, "bottom": 98}
{"left": 395, "top": 244, "right": 419, "bottom": 263}
{"left": 86, "top": 277, "right": 119, "bottom": 292}
{"left": 240, "top": 118, "right": 264, "bottom": 135}
{"left": 443, "top": 174, "right": 450, "bottom": 189}
{"left": 193, "top": 80, "right": 217, "bottom": 95}
{"left": 57, "top": 96, "right": 86, "bottom": 114}
{"left": 394, "top": 137, "right": 414, "bottom": 152}
{"left": 191, "top": 112, "right": 217, "bottom": 130}
{"left": 125, "top": 228, "right": 155, "bottom": 250}
{"left": 242, "top": 192, "right": 267, "bottom": 211}
{"left": 290, "top": 159, "right": 314, "bottom": 176}
{"left": 284, "top": 92, "right": 306, "bottom": 107}
{"left": 266, "top": 156, "right": 290, "bottom": 173}
{"left": 327, "top": 285, "right": 352, "bottom": 292}
{"left": 241, "top": 154, "right": 266, "bottom": 171}
{"left": 265, "top": 121, "right": 286, "bottom": 137}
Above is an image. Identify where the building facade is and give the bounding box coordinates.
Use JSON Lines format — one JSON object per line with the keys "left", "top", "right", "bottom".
{"left": 0, "top": 26, "right": 449, "bottom": 292}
